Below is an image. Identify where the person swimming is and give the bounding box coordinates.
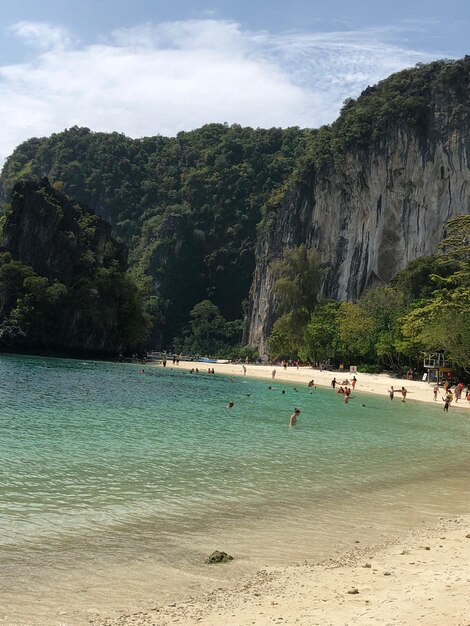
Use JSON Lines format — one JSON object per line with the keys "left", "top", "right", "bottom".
{"left": 226, "top": 401, "right": 235, "bottom": 408}
{"left": 289, "top": 408, "right": 301, "bottom": 426}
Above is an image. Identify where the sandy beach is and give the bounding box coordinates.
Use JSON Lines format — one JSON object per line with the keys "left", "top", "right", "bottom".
{"left": 91, "top": 516, "right": 470, "bottom": 626}
{"left": 84, "top": 361, "right": 470, "bottom": 626}
{"left": 160, "top": 360, "right": 470, "bottom": 410}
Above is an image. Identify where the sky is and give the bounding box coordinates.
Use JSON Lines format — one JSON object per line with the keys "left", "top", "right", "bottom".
{"left": 0, "top": 0, "right": 469, "bottom": 164}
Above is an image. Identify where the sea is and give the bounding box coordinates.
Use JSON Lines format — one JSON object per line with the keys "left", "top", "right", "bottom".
{"left": 1, "top": 354, "right": 469, "bottom": 625}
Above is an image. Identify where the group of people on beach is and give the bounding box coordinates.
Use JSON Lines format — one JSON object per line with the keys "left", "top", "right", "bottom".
{"left": 331, "top": 376, "right": 357, "bottom": 389}
{"left": 331, "top": 376, "right": 357, "bottom": 403}
{"left": 161, "top": 355, "right": 181, "bottom": 367}
{"left": 387, "top": 386, "right": 407, "bottom": 402}
{"left": 337, "top": 386, "right": 352, "bottom": 402}
{"left": 438, "top": 381, "right": 469, "bottom": 411}
{"left": 189, "top": 367, "right": 215, "bottom": 374}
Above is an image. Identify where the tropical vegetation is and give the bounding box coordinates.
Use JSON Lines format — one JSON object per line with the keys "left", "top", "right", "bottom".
{"left": 1, "top": 58, "right": 470, "bottom": 360}
{"left": 268, "top": 215, "right": 470, "bottom": 374}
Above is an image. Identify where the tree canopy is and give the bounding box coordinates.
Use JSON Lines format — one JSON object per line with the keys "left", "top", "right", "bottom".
{"left": 268, "top": 216, "right": 470, "bottom": 375}
{"left": 2, "top": 58, "right": 470, "bottom": 352}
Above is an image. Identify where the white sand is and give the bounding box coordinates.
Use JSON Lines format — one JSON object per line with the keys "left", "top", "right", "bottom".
{"left": 163, "top": 361, "right": 470, "bottom": 410}
{"left": 91, "top": 516, "right": 470, "bottom": 625}
{"left": 87, "top": 361, "right": 470, "bottom": 626}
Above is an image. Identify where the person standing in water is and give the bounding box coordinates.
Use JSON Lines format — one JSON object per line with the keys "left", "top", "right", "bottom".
{"left": 388, "top": 386, "right": 395, "bottom": 400}
{"left": 289, "top": 408, "right": 301, "bottom": 427}
{"left": 401, "top": 387, "right": 407, "bottom": 402}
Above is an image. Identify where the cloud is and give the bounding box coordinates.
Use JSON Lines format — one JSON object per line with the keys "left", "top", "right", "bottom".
{"left": 0, "top": 19, "right": 445, "bottom": 164}
{"left": 9, "top": 21, "right": 72, "bottom": 51}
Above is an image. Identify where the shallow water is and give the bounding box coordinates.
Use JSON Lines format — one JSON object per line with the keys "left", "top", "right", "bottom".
{"left": 1, "top": 355, "right": 469, "bottom": 624}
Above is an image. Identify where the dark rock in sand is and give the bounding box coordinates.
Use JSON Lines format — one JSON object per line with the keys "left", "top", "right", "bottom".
{"left": 206, "top": 550, "right": 233, "bottom": 564}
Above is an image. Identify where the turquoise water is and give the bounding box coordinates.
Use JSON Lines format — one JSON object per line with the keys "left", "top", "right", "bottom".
{"left": 1, "top": 354, "right": 469, "bottom": 623}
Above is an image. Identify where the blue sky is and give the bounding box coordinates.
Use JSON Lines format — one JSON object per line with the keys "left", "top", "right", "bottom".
{"left": 0, "top": 0, "right": 469, "bottom": 163}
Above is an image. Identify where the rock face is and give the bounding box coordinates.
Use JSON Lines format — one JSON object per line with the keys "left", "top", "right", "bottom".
{"left": 3, "top": 178, "right": 127, "bottom": 283}
{"left": 0, "top": 178, "right": 142, "bottom": 354}
{"left": 246, "top": 123, "right": 470, "bottom": 355}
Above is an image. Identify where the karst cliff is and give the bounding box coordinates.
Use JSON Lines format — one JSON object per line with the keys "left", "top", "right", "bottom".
{"left": 245, "top": 61, "right": 470, "bottom": 354}
{"left": 0, "top": 178, "right": 148, "bottom": 354}
{"left": 2, "top": 58, "right": 470, "bottom": 355}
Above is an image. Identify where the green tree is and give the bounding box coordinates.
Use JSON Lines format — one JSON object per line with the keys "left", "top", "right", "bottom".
{"left": 400, "top": 215, "right": 470, "bottom": 371}
{"left": 11, "top": 276, "right": 67, "bottom": 346}
{"left": 268, "top": 244, "right": 323, "bottom": 356}
{"left": 268, "top": 313, "right": 303, "bottom": 359}
{"left": 401, "top": 287, "right": 470, "bottom": 371}
{"left": 272, "top": 244, "right": 323, "bottom": 316}
{"left": 337, "top": 301, "right": 376, "bottom": 362}
{"left": 185, "top": 300, "right": 226, "bottom": 355}
{"left": 301, "top": 302, "right": 341, "bottom": 363}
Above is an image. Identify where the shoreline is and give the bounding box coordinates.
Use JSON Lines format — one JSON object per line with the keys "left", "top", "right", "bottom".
{"left": 1, "top": 354, "right": 468, "bottom": 625}
{"left": 88, "top": 362, "right": 469, "bottom": 624}
{"left": 155, "top": 360, "right": 470, "bottom": 411}
{"left": 91, "top": 514, "right": 470, "bottom": 626}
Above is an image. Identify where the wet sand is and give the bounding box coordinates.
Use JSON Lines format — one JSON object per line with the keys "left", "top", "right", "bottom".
{"left": 85, "top": 361, "right": 470, "bottom": 626}
{"left": 90, "top": 516, "right": 470, "bottom": 626}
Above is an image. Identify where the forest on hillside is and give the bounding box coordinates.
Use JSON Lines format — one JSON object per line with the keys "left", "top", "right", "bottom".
{"left": 1, "top": 123, "right": 311, "bottom": 345}
{"left": 1, "top": 57, "right": 470, "bottom": 366}
{"left": 268, "top": 215, "right": 470, "bottom": 375}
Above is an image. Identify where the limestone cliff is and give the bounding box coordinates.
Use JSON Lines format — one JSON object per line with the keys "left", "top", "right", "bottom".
{"left": 246, "top": 67, "right": 470, "bottom": 354}
{"left": 3, "top": 178, "right": 127, "bottom": 282}
{"left": 0, "top": 179, "right": 147, "bottom": 354}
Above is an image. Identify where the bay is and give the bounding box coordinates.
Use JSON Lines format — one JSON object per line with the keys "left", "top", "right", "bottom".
{"left": 1, "top": 355, "right": 469, "bottom": 624}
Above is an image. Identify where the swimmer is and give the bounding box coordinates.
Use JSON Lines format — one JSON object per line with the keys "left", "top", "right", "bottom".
{"left": 289, "top": 408, "right": 301, "bottom": 427}
{"left": 401, "top": 386, "right": 407, "bottom": 402}
{"left": 226, "top": 401, "right": 235, "bottom": 408}
{"left": 282, "top": 390, "right": 286, "bottom": 394}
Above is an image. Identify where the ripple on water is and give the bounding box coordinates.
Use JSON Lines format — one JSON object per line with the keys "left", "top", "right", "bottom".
{"left": 1, "top": 355, "right": 469, "bottom": 567}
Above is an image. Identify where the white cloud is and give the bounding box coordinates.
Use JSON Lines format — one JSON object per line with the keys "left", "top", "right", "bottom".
{"left": 0, "top": 19, "right": 445, "bottom": 164}
{"left": 9, "top": 21, "right": 72, "bottom": 51}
